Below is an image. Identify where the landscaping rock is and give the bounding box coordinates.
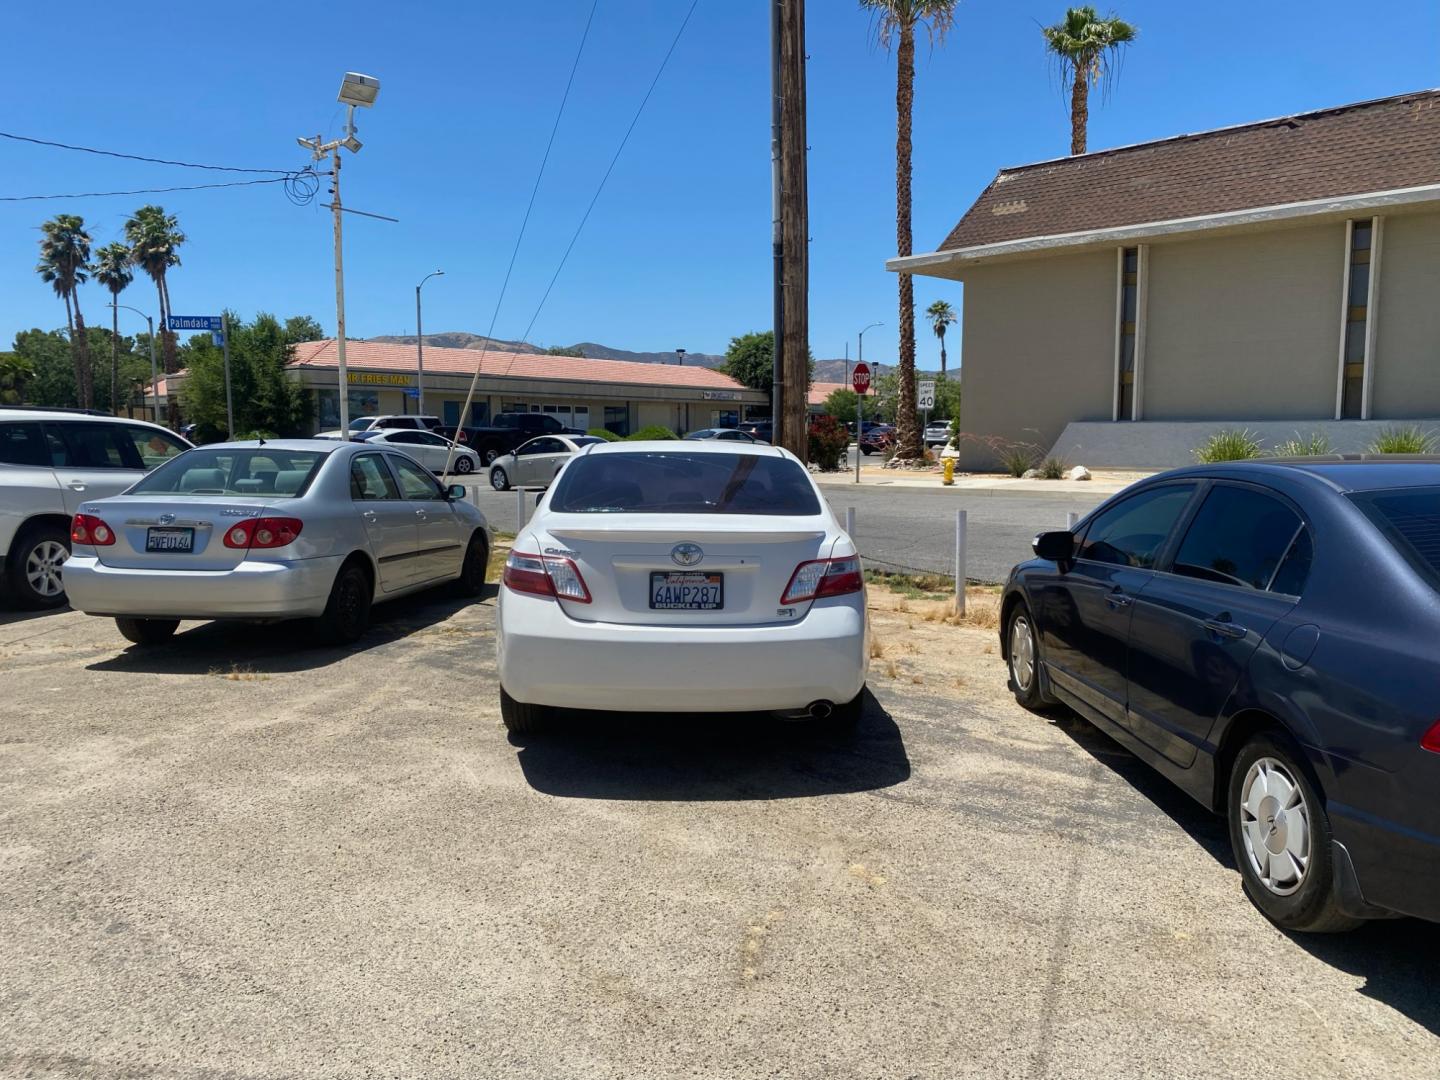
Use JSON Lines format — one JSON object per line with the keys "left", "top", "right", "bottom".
{"left": 1022, "top": 468, "right": 1041, "bottom": 479}
{"left": 1067, "top": 465, "right": 1092, "bottom": 481}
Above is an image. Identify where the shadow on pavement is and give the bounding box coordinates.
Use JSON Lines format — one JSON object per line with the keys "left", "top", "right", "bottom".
{"left": 85, "top": 584, "right": 496, "bottom": 675}
{"left": 1047, "top": 705, "right": 1440, "bottom": 1035}
{"left": 0, "top": 602, "right": 70, "bottom": 630}
{"left": 513, "top": 689, "right": 910, "bottom": 801}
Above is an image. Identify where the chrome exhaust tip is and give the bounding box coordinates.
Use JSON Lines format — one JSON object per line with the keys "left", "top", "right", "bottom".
{"left": 807, "top": 701, "right": 834, "bottom": 720}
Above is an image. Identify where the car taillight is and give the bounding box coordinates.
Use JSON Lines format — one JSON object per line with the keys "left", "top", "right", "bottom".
{"left": 781, "top": 555, "right": 864, "bottom": 604}
{"left": 223, "top": 517, "right": 303, "bottom": 549}
{"left": 502, "top": 551, "right": 591, "bottom": 603}
{"left": 71, "top": 513, "right": 115, "bottom": 546}
{"left": 1422, "top": 719, "right": 1440, "bottom": 754}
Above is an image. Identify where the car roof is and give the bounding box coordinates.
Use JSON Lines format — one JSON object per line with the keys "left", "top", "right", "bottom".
{"left": 582, "top": 439, "right": 786, "bottom": 458}
{"left": 0, "top": 408, "right": 171, "bottom": 430}
{"left": 198, "top": 439, "right": 345, "bottom": 453}
{"left": 1154, "top": 458, "right": 1440, "bottom": 494}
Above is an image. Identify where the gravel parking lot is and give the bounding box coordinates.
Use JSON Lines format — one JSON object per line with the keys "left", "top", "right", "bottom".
{"left": 1, "top": 587, "right": 1436, "bottom": 1078}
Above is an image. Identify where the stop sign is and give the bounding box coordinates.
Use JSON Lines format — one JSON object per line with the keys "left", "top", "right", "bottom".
{"left": 852, "top": 362, "right": 871, "bottom": 395}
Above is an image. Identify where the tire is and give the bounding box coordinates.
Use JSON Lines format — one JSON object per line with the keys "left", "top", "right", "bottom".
{"left": 1006, "top": 601, "right": 1056, "bottom": 709}
{"left": 489, "top": 466, "right": 510, "bottom": 492}
{"left": 6, "top": 524, "right": 71, "bottom": 609}
{"left": 500, "top": 686, "right": 547, "bottom": 736}
{"left": 316, "top": 561, "right": 372, "bottom": 645}
{"left": 1227, "top": 733, "right": 1362, "bottom": 933}
{"left": 454, "top": 454, "right": 475, "bottom": 475}
{"left": 481, "top": 446, "right": 502, "bottom": 466}
{"left": 860, "top": 446, "right": 873, "bottom": 456}
{"left": 115, "top": 617, "right": 179, "bottom": 646}
{"left": 453, "top": 532, "right": 489, "bottom": 598}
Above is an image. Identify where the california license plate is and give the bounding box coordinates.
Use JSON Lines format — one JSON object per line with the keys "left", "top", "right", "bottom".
{"left": 650, "top": 571, "right": 723, "bottom": 610}
{"left": 146, "top": 527, "right": 194, "bottom": 553}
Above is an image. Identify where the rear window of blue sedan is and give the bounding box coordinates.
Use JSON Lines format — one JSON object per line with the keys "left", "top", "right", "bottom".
{"left": 549, "top": 452, "right": 821, "bottom": 515}
{"left": 1351, "top": 487, "right": 1440, "bottom": 588}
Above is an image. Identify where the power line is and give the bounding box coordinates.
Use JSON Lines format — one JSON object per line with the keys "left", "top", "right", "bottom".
{"left": 1, "top": 167, "right": 323, "bottom": 205}
{"left": 0, "top": 130, "right": 292, "bottom": 174}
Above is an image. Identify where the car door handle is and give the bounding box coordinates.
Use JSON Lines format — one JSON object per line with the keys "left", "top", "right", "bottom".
{"left": 68, "top": 482, "right": 86, "bottom": 491}
{"left": 1105, "top": 593, "right": 1132, "bottom": 610}
{"left": 1204, "top": 618, "right": 1247, "bottom": 640}
{"left": 415, "top": 509, "right": 427, "bottom": 519}
{"left": 362, "top": 510, "right": 378, "bottom": 521}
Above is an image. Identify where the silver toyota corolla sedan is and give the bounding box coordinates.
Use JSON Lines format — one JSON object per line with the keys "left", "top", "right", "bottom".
{"left": 63, "top": 439, "right": 492, "bottom": 646}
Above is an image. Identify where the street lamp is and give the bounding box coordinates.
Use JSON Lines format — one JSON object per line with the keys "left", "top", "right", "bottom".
{"left": 675, "top": 348, "right": 686, "bottom": 366}
{"left": 854, "top": 321, "right": 882, "bottom": 484}
{"left": 298, "top": 71, "right": 381, "bottom": 434}
{"left": 111, "top": 303, "right": 159, "bottom": 423}
{"left": 415, "top": 270, "right": 444, "bottom": 415}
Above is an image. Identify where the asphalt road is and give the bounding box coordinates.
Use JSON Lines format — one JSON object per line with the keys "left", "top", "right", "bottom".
{"left": 462, "top": 479, "right": 1109, "bottom": 584}
{"left": 1, "top": 593, "right": 1436, "bottom": 1078}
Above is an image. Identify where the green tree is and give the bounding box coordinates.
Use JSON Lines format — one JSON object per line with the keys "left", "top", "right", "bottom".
{"left": 11, "top": 329, "right": 77, "bottom": 407}
{"left": 93, "top": 242, "right": 135, "bottom": 414}
{"left": 546, "top": 344, "right": 585, "bottom": 358}
{"left": 822, "top": 387, "right": 859, "bottom": 425}
{"left": 0, "top": 352, "right": 35, "bottom": 404}
{"left": 1042, "top": 6, "right": 1137, "bottom": 156}
{"left": 861, "top": 0, "right": 960, "bottom": 460}
{"left": 283, "top": 315, "right": 325, "bottom": 344}
{"left": 178, "top": 312, "right": 308, "bottom": 439}
{"left": 925, "top": 299, "right": 957, "bottom": 377}
{"left": 718, "top": 331, "right": 814, "bottom": 398}
{"left": 124, "top": 205, "right": 185, "bottom": 373}
{"left": 36, "top": 214, "right": 94, "bottom": 408}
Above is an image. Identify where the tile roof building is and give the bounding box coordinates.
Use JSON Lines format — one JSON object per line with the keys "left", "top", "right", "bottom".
{"left": 890, "top": 89, "right": 1440, "bottom": 468}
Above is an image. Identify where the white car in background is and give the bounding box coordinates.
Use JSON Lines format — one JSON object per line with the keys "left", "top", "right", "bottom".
{"left": 488, "top": 434, "right": 608, "bottom": 491}
{"left": 0, "top": 408, "right": 191, "bottom": 607}
{"left": 348, "top": 428, "right": 481, "bottom": 476}
{"left": 495, "top": 441, "right": 868, "bottom": 734}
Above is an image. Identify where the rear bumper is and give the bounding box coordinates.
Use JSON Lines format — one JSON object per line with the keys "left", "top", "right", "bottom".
{"left": 64, "top": 554, "right": 343, "bottom": 620}
{"left": 1330, "top": 801, "right": 1440, "bottom": 923}
{"left": 497, "top": 590, "right": 868, "bottom": 712}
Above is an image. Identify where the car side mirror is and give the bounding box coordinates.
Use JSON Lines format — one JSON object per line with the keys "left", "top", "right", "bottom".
{"left": 1033, "top": 530, "right": 1075, "bottom": 562}
{"left": 446, "top": 483, "right": 466, "bottom": 501}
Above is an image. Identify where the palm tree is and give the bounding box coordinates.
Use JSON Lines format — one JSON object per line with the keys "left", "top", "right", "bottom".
{"left": 861, "top": 0, "right": 959, "bottom": 460}
{"left": 925, "top": 299, "right": 957, "bottom": 377}
{"left": 93, "top": 243, "right": 134, "bottom": 414}
{"left": 1042, "top": 6, "right": 1137, "bottom": 156}
{"left": 36, "top": 214, "right": 94, "bottom": 407}
{"left": 124, "top": 205, "right": 185, "bottom": 373}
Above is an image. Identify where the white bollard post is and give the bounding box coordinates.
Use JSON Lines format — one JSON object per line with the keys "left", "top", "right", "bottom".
{"left": 954, "top": 509, "right": 968, "bottom": 617}
{"left": 845, "top": 506, "right": 856, "bottom": 539}
{"left": 515, "top": 488, "right": 526, "bottom": 533}
{"left": 1067, "top": 511, "right": 1079, "bottom": 530}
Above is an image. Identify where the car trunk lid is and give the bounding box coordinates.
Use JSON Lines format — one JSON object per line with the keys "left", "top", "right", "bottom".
{"left": 87, "top": 496, "right": 277, "bottom": 571}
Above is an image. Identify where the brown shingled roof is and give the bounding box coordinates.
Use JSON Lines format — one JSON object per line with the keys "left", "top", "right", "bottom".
{"left": 938, "top": 89, "right": 1440, "bottom": 252}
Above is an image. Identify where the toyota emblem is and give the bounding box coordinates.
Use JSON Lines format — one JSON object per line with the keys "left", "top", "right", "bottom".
{"left": 158, "top": 513, "right": 175, "bottom": 525}
{"left": 671, "top": 543, "right": 703, "bottom": 567}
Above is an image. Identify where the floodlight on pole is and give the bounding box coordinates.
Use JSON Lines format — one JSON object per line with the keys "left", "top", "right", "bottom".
{"left": 415, "top": 270, "right": 444, "bottom": 415}
{"left": 298, "top": 72, "right": 381, "bottom": 435}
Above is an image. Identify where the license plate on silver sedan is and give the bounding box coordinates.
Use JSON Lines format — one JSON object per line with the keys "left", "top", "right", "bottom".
{"left": 145, "top": 527, "right": 194, "bottom": 553}
{"left": 649, "top": 571, "right": 723, "bottom": 610}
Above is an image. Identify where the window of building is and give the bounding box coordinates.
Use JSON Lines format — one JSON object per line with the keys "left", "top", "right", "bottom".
{"left": 1341, "top": 220, "right": 1373, "bottom": 419}
{"left": 1076, "top": 483, "right": 1196, "bottom": 569}
{"left": 1117, "top": 247, "right": 1139, "bottom": 421}
{"left": 1171, "top": 484, "right": 1306, "bottom": 591}
{"left": 604, "top": 405, "right": 629, "bottom": 437}
{"left": 502, "top": 402, "right": 528, "bottom": 415}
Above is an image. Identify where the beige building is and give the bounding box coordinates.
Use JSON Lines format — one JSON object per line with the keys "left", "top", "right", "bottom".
{"left": 889, "top": 89, "right": 1440, "bottom": 469}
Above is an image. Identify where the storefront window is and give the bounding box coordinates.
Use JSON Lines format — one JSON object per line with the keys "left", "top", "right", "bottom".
{"left": 604, "top": 405, "right": 629, "bottom": 437}
{"left": 316, "top": 389, "right": 380, "bottom": 431}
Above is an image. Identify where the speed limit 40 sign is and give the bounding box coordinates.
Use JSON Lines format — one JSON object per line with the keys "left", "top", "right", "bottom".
{"left": 917, "top": 380, "right": 936, "bottom": 410}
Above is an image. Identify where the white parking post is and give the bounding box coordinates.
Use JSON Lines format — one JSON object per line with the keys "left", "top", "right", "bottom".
{"left": 845, "top": 506, "right": 856, "bottom": 539}
{"left": 1067, "top": 511, "right": 1079, "bottom": 530}
{"left": 954, "top": 509, "right": 968, "bottom": 617}
{"left": 516, "top": 488, "right": 526, "bottom": 533}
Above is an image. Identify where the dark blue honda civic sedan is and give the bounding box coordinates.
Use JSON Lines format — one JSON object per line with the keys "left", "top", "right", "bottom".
{"left": 1000, "top": 460, "right": 1440, "bottom": 932}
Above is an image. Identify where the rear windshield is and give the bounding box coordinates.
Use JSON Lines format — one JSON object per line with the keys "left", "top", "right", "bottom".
{"left": 1351, "top": 487, "right": 1440, "bottom": 588}
{"left": 130, "top": 448, "right": 327, "bottom": 498}
{"left": 548, "top": 451, "right": 822, "bottom": 515}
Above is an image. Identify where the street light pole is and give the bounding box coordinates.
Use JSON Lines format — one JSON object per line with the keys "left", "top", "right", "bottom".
{"left": 111, "top": 303, "right": 158, "bottom": 423}
{"left": 675, "top": 348, "right": 686, "bottom": 366}
{"left": 415, "top": 270, "right": 444, "bottom": 416}
{"left": 856, "top": 322, "right": 882, "bottom": 484}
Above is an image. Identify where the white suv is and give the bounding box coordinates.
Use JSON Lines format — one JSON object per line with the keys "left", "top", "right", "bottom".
{"left": 0, "top": 409, "right": 191, "bottom": 608}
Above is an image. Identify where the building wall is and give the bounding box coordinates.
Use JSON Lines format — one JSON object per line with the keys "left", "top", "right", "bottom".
{"left": 958, "top": 250, "right": 1117, "bottom": 469}
{"left": 1142, "top": 223, "right": 1343, "bottom": 420}
{"left": 1373, "top": 210, "right": 1440, "bottom": 418}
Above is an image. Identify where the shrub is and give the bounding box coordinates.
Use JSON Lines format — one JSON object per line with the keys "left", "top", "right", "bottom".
{"left": 1368, "top": 425, "right": 1437, "bottom": 455}
{"left": 586, "top": 427, "right": 621, "bottom": 442}
{"left": 1272, "top": 431, "right": 1333, "bottom": 457}
{"left": 1193, "top": 428, "right": 1263, "bottom": 463}
{"left": 625, "top": 425, "right": 679, "bottom": 441}
{"left": 808, "top": 415, "right": 850, "bottom": 471}
{"left": 997, "top": 442, "right": 1039, "bottom": 477}
{"left": 235, "top": 429, "right": 279, "bottom": 441}
{"left": 1038, "top": 456, "right": 1067, "bottom": 480}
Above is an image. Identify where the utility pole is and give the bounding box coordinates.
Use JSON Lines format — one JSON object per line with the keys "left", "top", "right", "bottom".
{"left": 416, "top": 270, "right": 444, "bottom": 416}
{"left": 777, "top": 0, "right": 809, "bottom": 459}
{"left": 769, "top": 0, "right": 785, "bottom": 446}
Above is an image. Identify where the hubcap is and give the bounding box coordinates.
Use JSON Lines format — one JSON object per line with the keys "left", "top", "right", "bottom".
{"left": 491, "top": 469, "right": 506, "bottom": 490}
{"left": 1240, "top": 757, "right": 1311, "bottom": 896}
{"left": 25, "top": 540, "right": 68, "bottom": 598}
{"left": 1010, "top": 615, "right": 1035, "bottom": 692}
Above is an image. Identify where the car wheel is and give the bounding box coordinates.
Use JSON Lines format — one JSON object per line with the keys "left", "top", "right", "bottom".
{"left": 454, "top": 455, "right": 475, "bottom": 475}
{"left": 860, "top": 446, "right": 873, "bottom": 456}
{"left": 1227, "top": 733, "right": 1362, "bottom": 933}
{"left": 500, "top": 687, "right": 547, "bottom": 736}
{"left": 7, "top": 524, "right": 70, "bottom": 609}
{"left": 1006, "top": 602, "right": 1056, "bottom": 709}
{"left": 482, "top": 447, "right": 501, "bottom": 466}
{"left": 115, "top": 617, "right": 179, "bottom": 646}
{"left": 453, "top": 532, "right": 489, "bottom": 598}
{"left": 316, "top": 561, "right": 372, "bottom": 645}
{"left": 489, "top": 466, "right": 510, "bottom": 491}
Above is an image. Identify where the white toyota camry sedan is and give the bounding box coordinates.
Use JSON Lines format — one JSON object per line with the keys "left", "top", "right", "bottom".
{"left": 495, "top": 441, "right": 868, "bottom": 733}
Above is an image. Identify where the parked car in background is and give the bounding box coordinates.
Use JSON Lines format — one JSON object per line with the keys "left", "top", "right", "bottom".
{"left": 348, "top": 429, "right": 481, "bottom": 476}
{"left": 859, "top": 425, "right": 896, "bottom": 455}
{"left": 496, "top": 441, "right": 868, "bottom": 734}
{"left": 63, "top": 439, "right": 491, "bottom": 647}
{"left": 488, "top": 434, "right": 606, "bottom": 491}
{"left": 347, "top": 414, "right": 442, "bottom": 434}
{"left": 736, "top": 420, "right": 773, "bottom": 444}
{"left": 0, "top": 408, "right": 191, "bottom": 607}
{"left": 924, "top": 421, "right": 953, "bottom": 448}
{"left": 435, "top": 412, "right": 586, "bottom": 466}
{"left": 684, "top": 428, "right": 758, "bottom": 443}
{"left": 1002, "top": 459, "right": 1440, "bottom": 931}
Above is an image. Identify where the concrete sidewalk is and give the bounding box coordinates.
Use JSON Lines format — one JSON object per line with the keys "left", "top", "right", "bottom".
{"left": 814, "top": 466, "right": 1151, "bottom": 496}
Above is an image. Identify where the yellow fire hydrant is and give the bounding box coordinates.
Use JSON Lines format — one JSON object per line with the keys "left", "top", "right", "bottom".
{"left": 943, "top": 458, "right": 955, "bottom": 486}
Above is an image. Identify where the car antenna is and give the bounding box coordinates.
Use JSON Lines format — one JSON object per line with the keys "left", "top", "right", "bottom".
{"left": 257, "top": 436, "right": 266, "bottom": 446}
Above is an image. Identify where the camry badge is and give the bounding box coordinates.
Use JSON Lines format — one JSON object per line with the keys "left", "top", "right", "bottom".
{"left": 671, "top": 543, "right": 703, "bottom": 567}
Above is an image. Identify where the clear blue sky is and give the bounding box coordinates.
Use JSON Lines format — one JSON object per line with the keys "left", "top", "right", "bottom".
{"left": 3, "top": 0, "right": 1437, "bottom": 368}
